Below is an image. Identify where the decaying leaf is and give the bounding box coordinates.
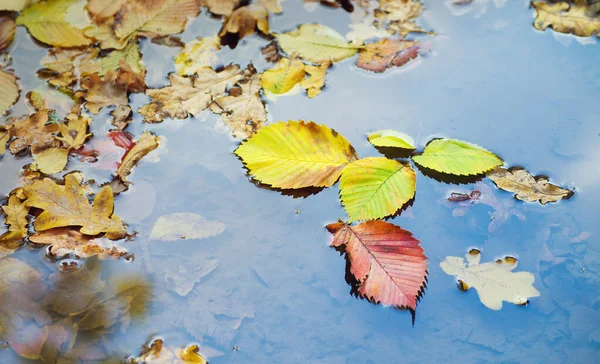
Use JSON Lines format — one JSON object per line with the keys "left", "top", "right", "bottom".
{"left": 77, "top": 66, "right": 144, "bottom": 114}
{"left": 100, "top": 40, "right": 145, "bottom": 77}
{"left": 0, "top": 192, "right": 29, "bottom": 251}
{"left": 140, "top": 65, "right": 242, "bottom": 123}
{"left": 0, "top": 68, "right": 19, "bottom": 115}
{"left": 276, "top": 24, "right": 359, "bottom": 64}
{"left": 30, "top": 227, "right": 129, "bottom": 259}
{"left": 164, "top": 258, "right": 219, "bottom": 296}
{"left": 412, "top": 138, "right": 503, "bottom": 176}
{"left": 30, "top": 147, "right": 69, "bottom": 175}
{"left": 261, "top": 41, "right": 282, "bottom": 63}
{"left": 531, "top": 1, "right": 600, "bottom": 38}
{"left": 375, "top": 0, "right": 429, "bottom": 38}
{"left": 300, "top": 62, "right": 329, "bottom": 98}
{"left": 56, "top": 113, "right": 92, "bottom": 149}
{"left": 219, "top": 3, "right": 270, "bottom": 45}
{"left": 440, "top": 249, "right": 541, "bottom": 310}
{"left": 327, "top": 220, "right": 428, "bottom": 314}
{"left": 367, "top": 129, "right": 415, "bottom": 150}
{"left": 16, "top": 0, "right": 93, "bottom": 47}
{"left": 174, "top": 36, "right": 221, "bottom": 76}
{"left": 261, "top": 58, "right": 306, "bottom": 95}
{"left": 38, "top": 48, "right": 101, "bottom": 88}
{"left": 150, "top": 213, "right": 225, "bottom": 242}
{"left": 117, "top": 131, "right": 160, "bottom": 181}
{"left": 235, "top": 120, "right": 358, "bottom": 188}
{"left": 0, "top": 127, "right": 8, "bottom": 155}
{"left": 0, "top": 16, "right": 16, "bottom": 51}
{"left": 340, "top": 157, "right": 416, "bottom": 222}
{"left": 24, "top": 174, "right": 126, "bottom": 238}
{"left": 487, "top": 167, "right": 573, "bottom": 204}
{"left": 128, "top": 338, "right": 207, "bottom": 364}
{"left": 110, "top": 105, "right": 132, "bottom": 130}
{"left": 357, "top": 39, "right": 420, "bottom": 73}
{"left": 8, "top": 110, "right": 59, "bottom": 154}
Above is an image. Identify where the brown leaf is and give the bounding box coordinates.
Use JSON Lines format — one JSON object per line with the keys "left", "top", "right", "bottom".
{"left": 38, "top": 48, "right": 101, "bottom": 88}
{"left": 357, "top": 39, "right": 420, "bottom": 73}
{"left": 117, "top": 131, "right": 160, "bottom": 181}
{"left": 76, "top": 66, "right": 144, "bottom": 114}
{"left": 30, "top": 227, "right": 130, "bottom": 259}
{"left": 110, "top": 105, "right": 132, "bottom": 130}
{"left": 487, "top": 166, "right": 574, "bottom": 204}
{"left": 0, "top": 16, "right": 16, "bottom": 51}
{"left": 0, "top": 191, "right": 29, "bottom": 252}
{"left": 8, "top": 110, "right": 60, "bottom": 154}
{"left": 0, "top": 68, "right": 19, "bottom": 115}
{"left": 201, "top": 0, "right": 242, "bottom": 16}
{"left": 219, "top": 3, "right": 270, "bottom": 46}
{"left": 128, "top": 338, "right": 207, "bottom": 364}
{"left": 261, "top": 41, "right": 282, "bottom": 63}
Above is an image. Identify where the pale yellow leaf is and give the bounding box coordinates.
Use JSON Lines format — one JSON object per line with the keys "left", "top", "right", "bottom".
{"left": 30, "top": 148, "right": 69, "bottom": 175}
{"left": 174, "top": 36, "right": 221, "bottom": 76}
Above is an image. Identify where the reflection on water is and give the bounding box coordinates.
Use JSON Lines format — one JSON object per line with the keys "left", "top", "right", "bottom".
{"left": 1, "top": 0, "right": 599, "bottom": 363}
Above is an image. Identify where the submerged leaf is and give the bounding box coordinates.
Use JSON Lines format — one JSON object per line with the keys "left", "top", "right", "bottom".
{"left": 117, "top": 131, "right": 160, "bottom": 181}
{"left": 8, "top": 110, "right": 59, "bottom": 154}
{"left": 150, "top": 213, "right": 225, "bottom": 242}
{"left": 367, "top": 129, "right": 415, "bottom": 150}
{"left": 531, "top": 1, "right": 600, "bottom": 38}
{"left": 30, "top": 148, "right": 69, "bottom": 175}
{"left": 327, "top": 221, "right": 428, "bottom": 313}
{"left": 300, "top": 62, "right": 329, "bottom": 98}
{"left": 0, "top": 68, "right": 19, "bottom": 115}
{"left": 0, "top": 16, "right": 16, "bottom": 51}
{"left": 440, "top": 250, "right": 541, "bottom": 310}
{"left": 340, "top": 157, "right": 416, "bottom": 222}
{"left": 235, "top": 120, "right": 358, "bottom": 189}
{"left": 261, "top": 58, "right": 306, "bottom": 95}
{"left": 357, "top": 39, "right": 420, "bottom": 73}
{"left": 487, "top": 167, "right": 573, "bottom": 204}
{"left": 276, "top": 24, "right": 359, "bottom": 63}
{"left": 174, "top": 36, "right": 221, "bottom": 76}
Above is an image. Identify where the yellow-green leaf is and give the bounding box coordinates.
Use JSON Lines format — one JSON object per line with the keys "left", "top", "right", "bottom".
{"left": 367, "top": 130, "right": 415, "bottom": 150}
{"left": 0, "top": 68, "right": 19, "bottom": 115}
{"left": 16, "top": 0, "right": 93, "bottom": 47}
{"left": 30, "top": 148, "right": 69, "bottom": 175}
{"left": 339, "top": 157, "right": 416, "bottom": 222}
{"left": 531, "top": 1, "right": 600, "bottom": 38}
{"left": 261, "top": 58, "right": 306, "bottom": 95}
{"left": 234, "top": 120, "right": 358, "bottom": 189}
{"left": 275, "top": 24, "right": 359, "bottom": 64}
{"left": 174, "top": 36, "right": 221, "bottom": 76}
{"left": 301, "top": 62, "right": 329, "bottom": 98}
{"left": 100, "top": 40, "right": 145, "bottom": 76}
{"left": 412, "top": 138, "right": 503, "bottom": 176}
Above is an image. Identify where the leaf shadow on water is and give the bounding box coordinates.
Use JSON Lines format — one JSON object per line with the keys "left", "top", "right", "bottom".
{"left": 372, "top": 146, "right": 415, "bottom": 160}
{"left": 247, "top": 173, "right": 326, "bottom": 198}
{"left": 415, "top": 164, "right": 487, "bottom": 185}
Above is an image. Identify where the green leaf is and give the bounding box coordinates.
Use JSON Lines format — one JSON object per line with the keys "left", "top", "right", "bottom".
{"left": 339, "top": 157, "right": 416, "bottom": 222}
{"left": 367, "top": 130, "right": 415, "bottom": 150}
{"left": 412, "top": 138, "right": 503, "bottom": 176}
{"left": 275, "top": 24, "right": 359, "bottom": 64}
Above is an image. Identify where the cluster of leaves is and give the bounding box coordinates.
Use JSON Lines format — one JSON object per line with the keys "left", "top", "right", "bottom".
{"left": 530, "top": 0, "right": 600, "bottom": 38}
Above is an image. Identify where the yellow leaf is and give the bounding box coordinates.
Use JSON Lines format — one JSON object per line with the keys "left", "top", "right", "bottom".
{"left": 24, "top": 174, "right": 126, "bottom": 238}
{"left": 339, "top": 157, "right": 416, "bottom": 222}
{"left": 76, "top": 67, "right": 144, "bottom": 114}
{"left": 0, "top": 68, "right": 19, "bottom": 115}
{"left": 83, "top": 23, "right": 133, "bottom": 50}
{"left": 16, "top": 0, "right": 93, "bottom": 47}
{"left": 117, "top": 131, "right": 160, "bottom": 181}
{"left": 87, "top": 0, "right": 125, "bottom": 21}
{"left": 487, "top": 167, "right": 574, "bottom": 204}
{"left": 56, "top": 113, "right": 92, "bottom": 149}
{"left": 174, "top": 36, "right": 221, "bottom": 76}
{"left": 150, "top": 213, "right": 225, "bottom": 241}
{"left": 0, "top": 0, "right": 40, "bottom": 11}
{"left": 128, "top": 338, "right": 207, "bottom": 364}
{"left": 234, "top": 120, "right": 358, "bottom": 189}
{"left": 100, "top": 39, "right": 145, "bottom": 77}
{"left": 8, "top": 110, "right": 60, "bottom": 154}
{"left": 301, "top": 62, "right": 329, "bottom": 98}
{"left": 367, "top": 129, "right": 415, "bottom": 150}
{"left": 39, "top": 48, "right": 102, "bottom": 87}
{"left": 219, "top": 3, "right": 270, "bottom": 42}
{"left": 531, "top": 1, "right": 600, "bottom": 38}
{"left": 30, "top": 148, "right": 69, "bottom": 175}
{"left": 2, "top": 193, "right": 29, "bottom": 234}
{"left": 261, "top": 58, "right": 306, "bottom": 95}
{"left": 0, "top": 16, "right": 16, "bottom": 51}
{"left": 201, "top": 0, "right": 241, "bottom": 16}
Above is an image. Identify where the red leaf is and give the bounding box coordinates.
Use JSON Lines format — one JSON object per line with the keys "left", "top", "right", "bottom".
{"left": 326, "top": 221, "right": 428, "bottom": 315}
{"left": 107, "top": 130, "right": 135, "bottom": 151}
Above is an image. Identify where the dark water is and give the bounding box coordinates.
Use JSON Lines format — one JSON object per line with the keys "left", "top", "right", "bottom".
{"left": 1, "top": 1, "right": 599, "bottom": 363}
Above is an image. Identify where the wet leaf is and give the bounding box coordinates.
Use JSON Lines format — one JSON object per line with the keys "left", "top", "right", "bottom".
{"left": 0, "top": 192, "right": 29, "bottom": 251}
{"left": 531, "top": 1, "right": 600, "bottom": 38}
{"left": 219, "top": 3, "right": 270, "bottom": 43}
{"left": 235, "top": 120, "right": 358, "bottom": 189}
{"left": 164, "top": 258, "right": 219, "bottom": 296}
{"left": 326, "top": 221, "right": 428, "bottom": 313}
{"left": 16, "top": 0, "right": 93, "bottom": 47}
{"left": 261, "top": 41, "right": 282, "bottom": 63}
{"left": 261, "top": 58, "right": 306, "bottom": 95}
{"left": 412, "top": 138, "right": 503, "bottom": 176}
{"left": 0, "top": 127, "right": 8, "bottom": 154}
{"left": 300, "top": 62, "right": 329, "bottom": 98}
{"left": 0, "top": 0, "right": 40, "bottom": 11}
{"left": 375, "top": 0, "right": 428, "bottom": 38}
{"left": 24, "top": 174, "right": 127, "bottom": 238}
{"left": 139, "top": 65, "right": 242, "bottom": 123}
{"left": 30, "top": 227, "right": 129, "bottom": 259}
{"left": 86, "top": 0, "right": 126, "bottom": 21}
{"left": 174, "top": 36, "right": 221, "bottom": 76}
{"left": 7, "top": 110, "right": 59, "bottom": 154}
{"left": 0, "top": 16, "right": 16, "bottom": 51}
{"left": 110, "top": 105, "right": 132, "bottom": 130}
{"left": 357, "top": 39, "right": 420, "bottom": 73}
{"left": 117, "top": 131, "right": 160, "bottom": 181}
{"left": 346, "top": 17, "right": 391, "bottom": 43}
{"left": 100, "top": 40, "right": 145, "bottom": 77}
{"left": 0, "top": 68, "right": 19, "bottom": 115}
{"left": 77, "top": 67, "right": 144, "bottom": 114}
{"left": 150, "top": 213, "right": 225, "bottom": 242}
{"left": 40, "top": 318, "right": 78, "bottom": 363}
{"left": 487, "top": 167, "right": 573, "bottom": 204}
{"left": 275, "top": 24, "right": 359, "bottom": 64}
{"left": 44, "top": 267, "right": 106, "bottom": 315}
{"left": 128, "top": 338, "right": 207, "bottom": 364}
{"left": 340, "top": 157, "right": 416, "bottom": 222}
{"left": 56, "top": 113, "right": 92, "bottom": 149}
{"left": 367, "top": 129, "right": 415, "bottom": 150}
{"left": 38, "top": 48, "right": 101, "bottom": 88}
{"left": 440, "top": 250, "right": 541, "bottom": 310}
{"left": 83, "top": 22, "right": 133, "bottom": 50}
{"left": 201, "top": 0, "right": 242, "bottom": 16}
{"left": 30, "top": 147, "right": 69, "bottom": 175}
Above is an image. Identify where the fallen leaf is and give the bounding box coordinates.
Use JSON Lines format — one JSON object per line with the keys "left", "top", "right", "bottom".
{"left": 412, "top": 138, "right": 503, "bottom": 176}
{"left": 87, "top": 0, "right": 125, "bottom": 21}
{"left": 0, "top": 0, "right": 41, "bottom": 11}
{"left": 30, "top": 227, "right": 129, "bottom": 259}
{"left": 150, "top": 213, "right": 225, "bottom": 242}
{"left": 40, "top": 318, "right": 78, "bottom": 363}
{"left": 303, "top": 0, "right": 354, "bottom": 12}
{"left": 447, "top": 190, "right": 480, "bottom": 202}
{"left": 375, "top": 0, "right": 429, "bottom": 38}
{"left": 326, "top": 220, "right": 428, "bottom": 314}
{"left": 128, "top": 338, "right": 207, "bottom": 364}
{"left": 219, "top": 3, "right": 270, "bottom": 45}
{"left": 139, "top": 65, "right": 242, "bottom": 123}
{"left": 346, "top": 17, "right": 391, "bottom": 43}
{"left": 340, "top": 157, "right": 416, "bottom": 222}
{"left": 0, "top": 68, "right": 19, "bottom": 115}
{"left": 151, "top": 35, "right": 185, "bottom": 47}
{"left": 8, "top": 110, "right": 59, "bottom": 154}
{"left": 300, "top": 62, "right": 329, "bottom": 98}
{"left": 117, "top": 131, "right": 160, "bottom": 181}
{"left": 38, "top": 48, "right": 101, "bottom": 88}
{"left": 43, "top": 266, "right": 106, "bottom": 315}
{"left": 235, "top": 120, "right": 358, "bottom": 188}
{"left": 77, "top": 67, "right": 144, "bottom": 114}
{"left": 110, "top": 105, "right": 132, "bottom": 130}
{"left": 56, "top": 112, "right": 92, "bottom": 149}
{"left": 259, "top": 0, "right": 283, "bottom": 13}
{"left": 261, "top": 41, "right": 282, "bottom": 63}
{"left": 440, "top": 249, "right": 541, "bottom": 310}
{"left": 0, "top": 126, "right": 8, "bottom": 154}
{"left": 0, "top": 192, "right": 29, "bottom": 251}
{"left": 0, "top": 16, "right": 16, "bottom": 51}
{"left": 367, "top": 129, "right": 415, "bottom": 150}
{"left": 275, "top": 24, "right": 359, "bottom": 64}
{"left": 174, "top": 36, "right": 221, "bottom": 76}
{"left": 24, "top": 174, "right": 127, "bottom": 238}
{"left": 487, "top": 167, "right": 573, "bottom": 204}
{"left": 201, "top": 0, "right": 242, "bottom": 16}
{"left": 261, "top": 58, "right": 306, "bottom": 95}
{"left": 16, "top": 0, "right": 93, "bottom": 47}
{"left": 30, "top": 147, "right": 69, "bottom": 175}
{"left": 531, "top": 1, "right": 600, "bottom": 38}
{"left": 83, "top": 23, "right": 133, "bottom": 50}
{"left": 100, "top": 39, "right": 145, "bottom": 77}
{"left": 357, "top": 39, "right": 420, "bottom": 73}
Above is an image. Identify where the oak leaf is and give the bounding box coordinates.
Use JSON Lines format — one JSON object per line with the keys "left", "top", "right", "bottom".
{"left": 301, "top": 62, "right": 329, "bottom": 98}
{"left": 0, "top": 68, "right": 19, "bottom": 115}
{"left": 0, "top": 192, "right": 29, "bottom": 251}
{"left": 24, "top": 174, "right": 126, "bottom": 238}
{"left": 77, "top": 66, "right": 144, "bottom": 114}
{"left": 234, "top": 120, "right": 358, "bottom": 188}
{"left": 38, "top": 48, "right": 101, "bottom": 88}
{"left": 367, "top": 129, "right": 415, "bottom": 150}
{"left": 440, "top": 249, "right": 541, "bottom": 310}
{"left": 174, "top": 36, "right": 221, "bottom": 76}
{"left": 117, "top": 131, "right": 160, "bottom": 181}
{"left": 487, "top": 167, "right": 573, "bottom": 204}
{"left": 261, "top": 58, "right": 306, "bottom": 95}
{"left": 219, "top": 3, "right": 270, "bottom": 44}
{"left": 56, "top": 113, "right": 92, "bottom": 149}
{"left": 8, "top": 110, "right": 59, "bottom": 154}
{"left": 0, "top": 16, "right": 16, "bottom": 51}
{"left": 201, "top": 0, "right": 242, "bottom": 16}
{"left": 30, "top": 147, "right": 69, "bottom": 175}
{"left": 30, "top": 227, "right": 129, "bottom": 259}
{"left": 327, "top": 221, "right": 428, "bottom": 314}
{"left": 531, "top": 1, "right": 600, "bottom": 38}
{"left": 357, "top": 39, "right": 420, "bottom": 73}
{"left": 139, "top": 65, "right": 242, "bottom": 123}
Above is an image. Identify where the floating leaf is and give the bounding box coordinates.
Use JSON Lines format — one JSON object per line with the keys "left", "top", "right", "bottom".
{"left": 38, "top": 48, "right": 101, "bottom": 88}
{"left": 163, "top": 258, "right": 219, "bottom": 296}
{"left": 0, "top": 0, "right": 40, "bottom": 11}
{"left": 0, "top": 68, "right": 19, "bottom": 115}
{"left": 0, "top": 16, "right": 16, "bottom": 51}
{"left": 110, "top": 105, "right": 132, "bottom": 130}
{"left": 367, "top": 129, "right": 415, "bottom": 150}
{"left": 16, "top": 0, "right": 93, "bottom": 47}
{"left": 346, "top": 17, "right": 391, "bottom": 43}
{"left": 261, "top": 58, "right": 306, "bottom": 95}
{"left": 412, "top": 138, "right": 503, "bottom": 176}
{"left": 326, "top": 221, "right": 427, "bottom": 314}
{"left": 276, "top": 24, "right": 359, "bottom": 64}
{"left": 100, "top": 40, "right": 145, "bottom": 77}
{"left": 357, "top": 39, "right": 420, "bottom": 73}
{"left": 375, "top": 0, "right": 428, "bottom": 38}
{"left": 24, "top": 174, "right": 126, "bottom": 238}
{"left": 77, "top": 67, "right": 144, "bottom": 114}
{"left": 150, "top": 213, "right": 225, "bottom": 242}
{"left": 219, "top": 3, "right": 270, "bottom": 44}
{"left": 0, "top": 127, "right": 8, "bottom": 154}
{"left": 128, "top": 338, "right": 207, "bottom": 364}
{"left": 139, "top": 65, "right": 242, "bottom": 123}
{"left": 7, "top": 110, "right": 59, "bottom": 154}
{"left": 440, "top": 249, "right": 541, "bottom": 310}
{"left": 56, "top": 113, "right": 92, "bottom": 149}
{"left": 301, "top": 62, "right": 329, "bottom": 98}
{"left": 235, "top": 120, "right": 358, "bottom": 189}
{"left": 487, "top": 167, "right": 573, "bottom": 204}
{"left": 202, "top": 0, "right": 242, "bottom": 16}
{"left": 30, "top": 227, "right": 129, "bottom": 259}
{"left": 30, "top": 148, "right": 69, "bottom": 175}
{"left": 174, "top": 36, "right": 221, "bottom": 76}
{"left": 531, "top": 1, "right": 600, "bottom": 38}
{"left": 117, "top": 131, "right": 160, "bottom": 181}
{"left": 340, "top": 157, "right": 416, "bottom": 222}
